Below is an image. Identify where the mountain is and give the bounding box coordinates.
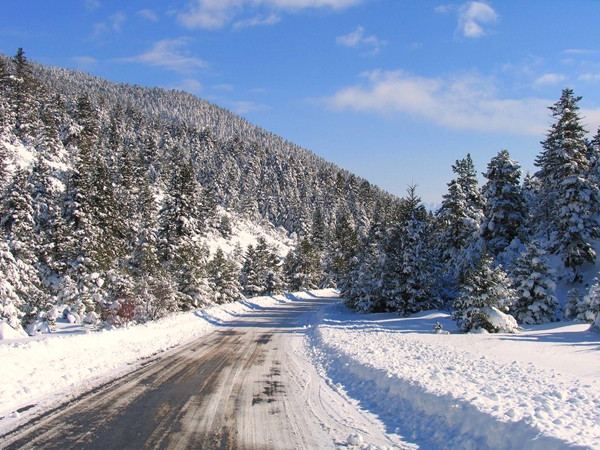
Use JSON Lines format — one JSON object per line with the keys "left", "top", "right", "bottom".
{"left": 0, "top": 49, "right": 401, "bottom": 337}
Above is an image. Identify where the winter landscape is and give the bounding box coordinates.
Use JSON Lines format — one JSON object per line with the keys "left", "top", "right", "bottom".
{"left": 2, "top": 1, "right": 600, "bottom": 449}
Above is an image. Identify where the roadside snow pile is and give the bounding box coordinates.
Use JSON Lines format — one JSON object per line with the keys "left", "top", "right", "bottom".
{"left": 0, "top": 293, "right": 298, "bottom": 426}
{"left": 309, "top": 302, "right": 600, "bottom": 450}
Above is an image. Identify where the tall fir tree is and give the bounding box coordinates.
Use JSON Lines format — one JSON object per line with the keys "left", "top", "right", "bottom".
{"left": 480, "top": 150, "right": 527, "bottom": 256}
{"left": 534, "top": 88, "right": 599, "bottom": 281}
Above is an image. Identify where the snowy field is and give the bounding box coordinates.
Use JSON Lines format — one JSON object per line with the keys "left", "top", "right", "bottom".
{"left": 2, "top": 290, "right": 600, "bottom": 449}
{"left": 307, "top": 301, "right": 600, "bottom": 450}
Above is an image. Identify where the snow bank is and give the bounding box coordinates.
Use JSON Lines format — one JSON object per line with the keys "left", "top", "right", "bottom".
{"left": 0, "top": 292, "right": 303, "bottom": 427}
{"left": 308, "top": 302, "right": 600, "bottom": 450}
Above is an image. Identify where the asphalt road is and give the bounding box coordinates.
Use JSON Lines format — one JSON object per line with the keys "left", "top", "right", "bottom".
{"left": 0, "top": 295, "right": 402, "bottom": 449}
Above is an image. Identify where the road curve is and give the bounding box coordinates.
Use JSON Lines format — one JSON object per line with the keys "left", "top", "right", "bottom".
{"left": 0, "top": 294, "right": 402, "bottom": 450}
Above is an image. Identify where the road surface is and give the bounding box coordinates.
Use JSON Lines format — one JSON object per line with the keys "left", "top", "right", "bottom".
{"left": 0, "top": 294, "right": 405, "bottom": 449}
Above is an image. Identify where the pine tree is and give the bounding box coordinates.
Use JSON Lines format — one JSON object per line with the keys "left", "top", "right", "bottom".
{"left": 382, "top": 185, "right": 437, "bottom": 315}
{"left": 565, "top": 280, "right": 600, "bottom": 323}
{"left": 285, "top": 239, "right": 322, "bottom": 292}
{"left": 535, "top": 89, "right": 599, "bottom": 280}
{"left": 481, "top": 150, "right": 526, "bottom": 256}
{"left": 511, "top": 242, "right": 559, "bottom": 324}
{"left": 240, "top": 244, "right": 263, "bottom": 297}
{"left": 207, "top": 248, "right": 243, "bottom": 304}
{"left": 453, "top": 252, "right": 518, "bottom": 333}
{"left": 12, "top": 48, "right": 42, "bottom": 141}
{"left": 0, "top": 57, "right": 14, "bottom": 141}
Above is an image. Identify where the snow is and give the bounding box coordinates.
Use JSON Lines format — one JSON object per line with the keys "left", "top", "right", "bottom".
{"left": 205, "top": 206, "right": 294, "bottom": 258}
{"left": 306, "top": 300, "right": 600, "bottom": 450}
{"left": 2, "top": 290, "right": 600, "bottom": 450}
{"left": 0, "top": 293, "right": 298, "bottom": 430}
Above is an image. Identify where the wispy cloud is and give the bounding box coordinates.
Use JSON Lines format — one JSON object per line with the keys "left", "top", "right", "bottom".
{"left": 562, "top": 49, "right": 598, "bottom": 55}
{"left": 580, "top": 73, "right": 600, "bottom": 83}
{"left": 177, "top": 0, "right": 367, "bottom": 30}
{"left": 213, "top": 84, "right": 234, "bottom": 91}
{"left": 457, "top": 2, "right": 498, "bottom": 38}
{"left": 92, "top": 11, "right": 126, "bottom": 38}
{"left": 117, "top": 39, "right": 208, "bottom": 73}
{"left": 437, "top": 1, "right": 499, "bottom": 38}
{"left": 170, "top": 78, "right": 203, "bottom": 95}
{"left": 322, "top": 69, "right": 554, "bottom": 135}
{"left": 534, "top": 73, "right": 566, "bottom": 86}
{"left": 229, "top": 100, "right": 270, "bottom": 115}
{"left": 84, "top": 0, "right": 100, "bottom": 11}
{"left": 336, "top": 26, "right": 387, "bottom": 55}
{"left": 71, "top": 56, "right": 98, "bottom": 71}
{"left": 233, "top": 13, "right": 281, "bottom": 30}
{"left": 137, "top": 9, "right": 159, "bottom": 22}
{"left": 110, "top": 11, "right": 126, "bottom": 31}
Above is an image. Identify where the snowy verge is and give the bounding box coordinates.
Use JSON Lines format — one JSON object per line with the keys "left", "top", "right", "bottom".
{"left": 307, "top": 301, "right": 600, "bottom": 450}
{"left": 0, "top": 291, "right": 327, "bottom": 432}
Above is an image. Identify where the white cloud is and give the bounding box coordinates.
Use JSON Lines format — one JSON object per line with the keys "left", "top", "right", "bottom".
{"left": 171, "top": 79, "right": 203, "bottom": 95}
{"left": 213, "top": 84, "right": 234, "bottom": 91}
{"left": 110, "top": 11, "right": 126, "bottom": 31}
{"left": 92, "top": 11, "right": 126, "bottom": 38}
{"left": 137, "top": 9, "right": 159, "bottom": 22}
{"left": 562, "top": 49, "right": 597, "bottom": 55}
{"left": 233, "top": 13, "right": 281, "bottom": 29}
{"left": 84, "top": 0, "right": 100, "bottom": 11}
{"left": 436, "top": 2, "right": 498, "bottom": 38}
{"left": 534, "top": 73, "right": 566, "bottom": 86}
{"left": 177, "top": 0, "right": 367, "bottom": 29}
{"left": 117, "top": 39, "right": 208, "bottom": 73}
{"left": 229, "top": 100, "right": 270, "bottom": 114}
{"left": 336, "top": 26, "right": 387, "bottom": 55}
{"left": 434, "top": 4, "right": 455, "bottom": 14}
{"left": 580, "top": 73, "right": 600, "bottom": 83}
{"left": 322, "top": 69, "right": 553, "bottom": 135}
{"left": 71, "top": 56, "right": 98, "bottom": 71}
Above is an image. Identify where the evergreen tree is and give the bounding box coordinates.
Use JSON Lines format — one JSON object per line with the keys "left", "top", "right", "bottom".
{"left": 382, "top": 185, "right": 437, "bottom": 315}
{"left": 452, "top": 252, "right": 518, "bottom": 333}
{"left": 565, "top": 281, "right": 600, "bottom": 323}
{"left": 511, "top": 242, "right": 559, "bottom": 324}
{"left": 12, "top": 48, "right": 42, "bottom": 141}
{"left": 535, "top": 88, "right": 599, "bottom": 280}
{"left": 481, "top": 150, "right": 527, "bottom": 256}
{"left": 285, "top": 239, "right": 322, "bottom": 292}
{"left": 207, "top": 248, "right": 243, "bottom": 304}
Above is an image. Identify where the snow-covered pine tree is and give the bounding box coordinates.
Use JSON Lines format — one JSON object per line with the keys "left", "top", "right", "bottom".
{"left": 565, "top": 280, "right": 600, "bottom": 323}
{"left": 12, "top": 48, "right": 42, "bottom": 142}
{"left": 534, "top": 88, "right": 600, "bottom": 281}
{"left": 481, "top": 150, "right": 527, "bottom": 256}
{"left": 285, "top": 238, "right": 322, "bottom": 292}
{"left": 240, "top": 244, "right": 264, "bottom": 297}
{"left": 0, "top": 234, "right": 28, "bottom": 337}
{"left": 381, "top": 185, "right": 437, "bottom": 315}
{"left": 511, "top": 242, "right": 559, "bottom": 324}
{"left": 452, "top": 251, "right": 518, "bottom": 333}
{"left": 329, "top": 213, "right": 358, "bottom": 291}
{"left": 207, "top": 248, "right": 243, "bottom": 304}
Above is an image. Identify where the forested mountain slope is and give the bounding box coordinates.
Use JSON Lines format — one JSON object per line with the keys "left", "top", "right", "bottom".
{"left": 0, "top": 49, "right": 400, "bottom": 338}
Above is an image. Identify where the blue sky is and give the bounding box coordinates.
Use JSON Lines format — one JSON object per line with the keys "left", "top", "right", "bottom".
{"left": 2, "top": 0, "right": 600, "bottom": 203}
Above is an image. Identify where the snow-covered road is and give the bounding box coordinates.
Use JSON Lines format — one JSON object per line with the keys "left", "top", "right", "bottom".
{"left": 1, "top": 290, "right": 599, "bottom": 449}
{"left": 0, "top": 292, "right": 405, "bottom": 449}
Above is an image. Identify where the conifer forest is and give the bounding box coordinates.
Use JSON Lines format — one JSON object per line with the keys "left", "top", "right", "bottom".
{"left": 2, "top": 48, "right": 600, "bottom": 337}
